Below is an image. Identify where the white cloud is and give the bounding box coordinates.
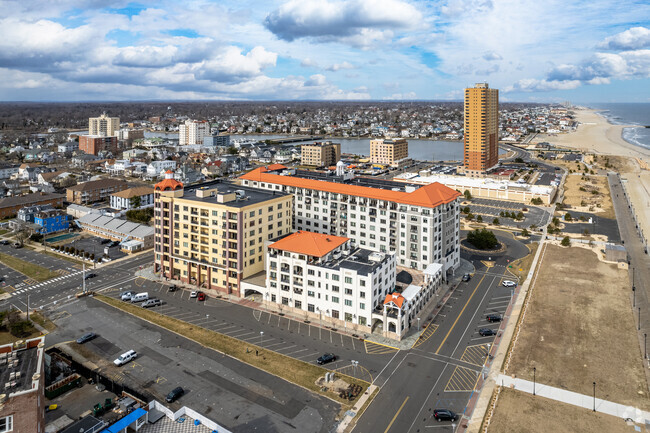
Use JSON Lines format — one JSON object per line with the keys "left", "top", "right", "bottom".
{"left": 326, "top": 61, "right": 356, "bottom": 71}
{"left": 264, "top": 0, "right": 421, "bottom": 47}
{"left": 599, "top": 26, "right": 650, "bottom": 50}
{"left": 300, "top": 58, "right": 320, "bottom": 67}
{"left": 305, "top": 74, "right": 328, "bottom": 86}
{"left": 196, "top": 46, "right": 278, "bottom": 83}
{"left": 482, "top": 51, "right": 502, "bottom": 61}
{"left": 382, "top": 91, "right": 417, "bottom": 100}
{"left": 504, "top": 78, "right": 582, "bottom": 92}
{"left": 548, "top": 50, "right": 650, "bottom": 81}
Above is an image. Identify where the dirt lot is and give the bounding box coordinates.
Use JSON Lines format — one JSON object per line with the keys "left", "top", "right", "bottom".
{"left": 507, "top": 244, "right": 650, "bottom": 409}
{"left": 561, "top": 174, "right": 615, "bottom": 219}
{"left": 488, "top": 388, "right": 636, "bottom": 433}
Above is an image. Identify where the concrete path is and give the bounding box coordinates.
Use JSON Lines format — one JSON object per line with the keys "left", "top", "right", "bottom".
{"left": 497, "top": 374, "right": 650, "bottom": 424}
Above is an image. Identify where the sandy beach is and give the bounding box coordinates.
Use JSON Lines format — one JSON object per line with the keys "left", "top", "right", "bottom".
{"left": 536, "top": 108, "right": 650, "bottom": 247}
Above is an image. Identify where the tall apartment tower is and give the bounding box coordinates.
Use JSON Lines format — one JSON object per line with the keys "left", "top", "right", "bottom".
{"left": 463, "top": 83, "right": 499, "bottom": 177}
{"left": 89, "top": 113, "right": 120, "bottom": 137}
{"left": 179, "top": 120, "right": 210, "bottom": 145}
{"left": 300, "top": 141, "right": 341, "bottom": 167}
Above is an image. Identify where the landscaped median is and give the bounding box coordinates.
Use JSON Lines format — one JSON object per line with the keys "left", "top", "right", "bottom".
{"left": 95, "top": 294, "right": 371, "bottom": 407}
{"left": 0, "top": 252, "right": 59, "bottom": 282}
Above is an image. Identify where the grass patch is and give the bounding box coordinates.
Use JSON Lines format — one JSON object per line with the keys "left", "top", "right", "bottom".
{"left": 0, "top": 229, "right": 8, "bottom": 235}
{"left": 30, "top": 311, "right": 56, "bottom": 332}
{"left": 41, "top": 250, "right": 86, "bottom": 266}
{"left": 509, "top": 242, "right": 539, "bottom": 284}
{"left": 96, "top": 294, "right": 369, "bottom": 406}
{"left": 0, "top": 252, "right": 59, "bottom": 282}
{"left": 488, "top": 388, "right": 635, "bottom": 433}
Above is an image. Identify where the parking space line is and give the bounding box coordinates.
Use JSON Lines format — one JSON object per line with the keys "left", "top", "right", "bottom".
{"left": 295, "top": 351, "right": 321, "bottom": 360}
{"left": 219, "top": 325, "right": 240, "bottom": 333}
{"left": 284, "top": 347, "right": 310, "bottom": 356}
{"left": 274, "top": 344, "right": 298, "bottom": 353}
{"left": 228, "top": 330, "right": 254, "bottom": 338}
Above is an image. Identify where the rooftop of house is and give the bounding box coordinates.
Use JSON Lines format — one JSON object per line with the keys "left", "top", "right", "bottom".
{"left": 67, "top": 178, "right": 128, "bottom": 192}
{"left": 110, "top": 186, "right": 154, "bottom": 199}
{"left": 0, "top": 193, "right": 64, "bottom": 209}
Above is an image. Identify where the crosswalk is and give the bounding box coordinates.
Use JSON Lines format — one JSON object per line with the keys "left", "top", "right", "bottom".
{"left": 10, "top": 270, "right": 85, "bottom": 296}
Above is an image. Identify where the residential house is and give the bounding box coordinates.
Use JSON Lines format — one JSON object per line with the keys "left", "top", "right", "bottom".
{"left": 110, "top": 186, "right": 154, "bottom": 210}
{"left": 66, "top": 179, "right": 128, "bottom": 205}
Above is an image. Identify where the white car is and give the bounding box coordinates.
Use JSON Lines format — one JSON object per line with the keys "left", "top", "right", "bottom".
{"left": 502, "top": 280, "right": 517, "bottom": 287}
{"left": 190, "top": 291, "right": 198, "bottom": 298}
{"left": 114, "top": 350, "right": 137, "bottom": 366}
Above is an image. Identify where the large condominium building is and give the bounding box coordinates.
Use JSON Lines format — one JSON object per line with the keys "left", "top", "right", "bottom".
{"left": 66, "top": 179, "right": 128, "bottom": 204}
{"left": 179, "top": 120, "right": 210, "bottom": 146}
{"left": 464, "top": 83, "right": 499, "bottom": 177}
{"left": 239, "top": 166, "right": 461, "bottom": 273}
{"left": 153, "top": 174, "right": 293, "bottom": 296}
{"left": 300, "top": 142, "right": 341, "bottom": 167}
{"left": 89, "top": 113, "right": 120, "bottom": 137}
{"left": 370, "top": 138, "right": 409, "bottom": 166}
{"left": 266, "top": 231, "right": 396, "bottom": 332}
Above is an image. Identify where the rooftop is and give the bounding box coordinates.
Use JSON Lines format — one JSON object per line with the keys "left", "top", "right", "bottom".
{"left": 179, "top": 180, "right": 290, "bottom": 208}
{"left": 67, "top": 178, "right": 127, "bottom": 192}
{"left": 239, "top": 167, "right": 460, "bottom": 208}
{"left": 78, "top": 214, "right": 154, "bottom": 239}
{"left": 0, "top": 192, "right": 64, "bottom": 210}
{"left": 111, "top": 186, "right": 154, "bottom": 198}
{"left": 269, "top": 231, "right": 349, "bottom": 257}
{"left": 0, "top": 345, "right": 41, "bottom": 395}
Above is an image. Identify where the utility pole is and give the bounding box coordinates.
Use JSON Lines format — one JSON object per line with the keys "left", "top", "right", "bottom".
{"left": 27, "top": 294, "right": 30, "bottom": 321}
{"left": 82, "top": 263, "right": 86, "bottom": 294}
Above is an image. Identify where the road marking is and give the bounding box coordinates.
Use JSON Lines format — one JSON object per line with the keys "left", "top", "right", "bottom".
{"left": 384, "top": 396, "right": 409, "bottom": 433}
{"left": 460, "top": 344, "right": 488, "bottom": 366}
{"left": 435, "top": 272, "right": 487, "bottom": 354}
{"left": 445, "top": 366, "right": 479, "bottom": 392}
{"left": 412, "top": 324, "right": 439, "bottom": 349}
{"left": 364, "top": 340, "right": 399, "bottom": 355}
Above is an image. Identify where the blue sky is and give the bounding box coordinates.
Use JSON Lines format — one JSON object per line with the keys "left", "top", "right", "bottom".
{"left": 0, "top": 0, "right": 649, "bottom": 102}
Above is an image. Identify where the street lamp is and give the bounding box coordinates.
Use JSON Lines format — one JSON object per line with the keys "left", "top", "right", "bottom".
{"left": 417, "top": 317, "right": 421, "bottom": 332}
{"left": 351, "top": 360, "right": 358, "bottom": 377}
{"left": 639, "top": 307, "right": 641, "bottom": 331}
{"left": 533, "top": 367, "right": 536, "bottom": 396}
{"left": 632, "top": 267, "right": 636, "bottom": 307}
{"left": 260, "top": 331, "right": 264, "bottom": 346}
{"left": 205, "top": 314, "right": 209, "bottom": 327}
{"left": 645, "top": 333, "right": 647, "bottom": 360}
{"left": 593, "top": 381, "right": 596, "bottom": 412}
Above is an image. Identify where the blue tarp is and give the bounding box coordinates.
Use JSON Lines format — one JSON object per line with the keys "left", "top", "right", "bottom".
{"left": 100, "top": 408, "right": 147, "bottom": 433}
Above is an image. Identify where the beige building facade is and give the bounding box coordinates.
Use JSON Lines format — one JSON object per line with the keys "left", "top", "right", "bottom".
{"left": 154, "top": 176, "right": 293, "bottom": 297}
{"left": 89, "top": 113, "right": 120, "bottom": 137}
{"left": 370, "top": 138, "right": 409, "bottom": 166}
{"left": 464, "top": 83, "right": 499, "bottom": 177}
{"left": 300, "top": 141, "right": 341, "bottom": 167}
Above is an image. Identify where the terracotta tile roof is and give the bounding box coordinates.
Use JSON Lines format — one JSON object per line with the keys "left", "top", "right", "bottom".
{"left": 154, "top": 178, "right": 183, "bottom": 191}
{"left": 269, "top": 231, "right": 349, "bottom": 258}
{"left": 383, "top": 293, "right": 405, "bottom": 309}
{"left": 265, "top": 164, "right": 287, "bottom": 171}
{"left": 240, "top": 167, "right": 461, "bottom": 207}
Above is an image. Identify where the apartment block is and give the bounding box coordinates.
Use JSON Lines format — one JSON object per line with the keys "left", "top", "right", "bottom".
{"left": 0, "top": 193, "right": 64, "bottom": 219}
{"left": 89, "top": 113, "right": 120, "bottom": 137}
{"left": 300, "top": 141, "right": 341, "bottom": 167}
{"left": 79, "top": 135, "right": 118, "bottom": 155}
{"left": 179, "top": 120, "right": 210, "bottom": 145}
{"left": 369, "top": 138, "right": 409, "bottom": 166}
{"left": 66, "top": 179, "right": 128, "bottom": 204}
{"left": 0, "top": 337, "right": 46, "bottom": 433}
{"left": 239, "top": 166, "right": 461, "bottom": 273}
{"left": 153, "top": 175, "right": 293, "bottom": 296}
{"left": 266, "top": 231, "right": 396, "bottom": 332}
{"left": 464, "top": 83, "right": 499, "bottom": 177}
{"left": 110, "top": 186, "right": 154, "bottom": 210}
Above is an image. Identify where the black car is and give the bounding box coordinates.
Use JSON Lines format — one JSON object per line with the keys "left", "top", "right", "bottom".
{"left": 100, "top": 238, "right": 110, "bottom": 244}
{"left": 0, "top": 240, "right": 9, "bottom": 245}
{"left": 76, "top": 332, "right": 97, "bottom": 344}
{"left": 462, "top": 273, "right": 471, "bottom": 282}
{"left": 317, "top": 353, "right": 337, "bottom": 365}
{"left": 479, "top": 328, "right": 496, "bottom": 337}
{"left": 168, "top": 285, "right": 177, "bottom": 292}
{"left": 166, "top": 386, "right": 184, "bottom": 403}
{"left": 433, "top": 409, "right": 457, "bottom": 422}
{"left": 84, "top": 273, "right": 96, "bottom": 280}
{"left": 486, "top": 314, "right": 502, "bottom": 323}
{"left": 109, "top": 241, "right": 119, "bottom": 247}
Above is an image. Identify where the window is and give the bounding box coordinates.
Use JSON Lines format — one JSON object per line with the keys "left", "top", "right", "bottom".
{"left": 308, "top": 304, "right": 315, "bottom": 312}
{"left": 0, "top": 415, "right": 12, "bottom": 432}
{"left": 344, "top": 299, "right": 352, "bottom": 307}
{"left": 345, "top": 277, "right": 353, "bottom": 284}
{"left": 345, "top": 288, "right": 353, "bottom": 295}
{"left": 332, "top": 296, "right": 340, "bottom": 303}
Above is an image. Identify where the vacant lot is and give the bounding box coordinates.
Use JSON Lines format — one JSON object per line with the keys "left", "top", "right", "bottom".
{"left": 488, "top": 388, "right": 634, "bottom": 433}
{"left": 562, "top": 174, "right": 615, "bottom": 218}
{"left": 508, "top": 244, "right": 649, "bottom": 409}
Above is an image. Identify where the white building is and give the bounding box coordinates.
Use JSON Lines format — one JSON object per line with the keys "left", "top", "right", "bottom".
{"left": 179, "top": 120, "right": 210, "bottom": 145}
{"left": 266, "top": 231, "right": 396, "bottom": 334}
{"left": 57, "top": 141, "right": 79, "bottom": 154}
{"left": 147, "top": 160, "right": 177, "bottom": 177}
{"left": 0, "top": 163, "right": 19, "bottom": 179}
{"left": 89, "top": 113, "right": 120, "bottom": 137}
{"left": 240, "top": 166, "right": 462, "bottom": 273}
{"left": 110, "top": 186, "right": 154, "bottom": 210}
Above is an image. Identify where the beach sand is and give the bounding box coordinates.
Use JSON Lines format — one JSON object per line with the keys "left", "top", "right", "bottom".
{"left": 536, "top": 109, "right": 650, "bottom": 246}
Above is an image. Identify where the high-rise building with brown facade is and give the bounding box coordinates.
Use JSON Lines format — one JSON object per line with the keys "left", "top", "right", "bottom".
{"left": 463, "top": 83, "right": 499, "bottom": 177}
{"left": 369, "top": 138, "right": 409, "bottom": 166}
{"left": 300, "top": 142, "right": 341, "bottom": 167}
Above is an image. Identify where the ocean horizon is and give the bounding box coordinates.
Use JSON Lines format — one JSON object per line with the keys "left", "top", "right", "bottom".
{"left": 589, "top": 102, "right": 650, "bottom": 151}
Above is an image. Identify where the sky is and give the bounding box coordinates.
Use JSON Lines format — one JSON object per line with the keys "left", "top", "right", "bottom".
{"left": 0, "top": 0, "right": 649, "bottom": 103}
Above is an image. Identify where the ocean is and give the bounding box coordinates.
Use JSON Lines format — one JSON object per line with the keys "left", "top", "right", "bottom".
{"left": 589, "top": 103, "right": 650, "bottom": 150}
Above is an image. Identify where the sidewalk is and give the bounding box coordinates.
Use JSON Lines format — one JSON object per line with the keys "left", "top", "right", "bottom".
{"left": 496, "top": 374, "right": 650, "bottom": 424}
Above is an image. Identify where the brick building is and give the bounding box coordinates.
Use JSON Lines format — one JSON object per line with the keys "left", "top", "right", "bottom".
{"left": 66, "top": 179, "right": 128, "bottom": 204}
{"left": 79, "top": 135, "right": 118, "bottom": 155}
{"left": 0, "top": 193, "right": 65, "bottom": 219}
{"left": 0, "top": 337, "right": 46, "bottom": 433}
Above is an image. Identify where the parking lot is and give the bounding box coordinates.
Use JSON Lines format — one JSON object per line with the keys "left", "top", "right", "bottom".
{"left": 48, "top": 297, "right": 341, "bottom": 433}
{"left": 101, "top": 279, "right": 396, "bottom": 381}
{"left": 467, "top": 198, "right": 550, "bottom": 228}
{"left": 62, "top": 236, "right": 127, "bottom": 261}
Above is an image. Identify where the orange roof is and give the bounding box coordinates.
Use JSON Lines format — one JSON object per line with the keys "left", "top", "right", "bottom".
{"left": 240, "top": 167, "right": 461, "bottom": 207}
{"left": 383, "top": 293, "right": 405, "bottom": 308}
{"left": 154, "top": 178, "right": 183, "bottom": 191}
{"left": 266, "top": 164, "right": 287, "bottom": 171}
{"left": 269, "top": 231, "right": 349, "bottom": 257}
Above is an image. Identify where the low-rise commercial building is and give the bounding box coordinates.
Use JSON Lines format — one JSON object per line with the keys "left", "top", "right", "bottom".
{"left": 0, "top": 337, "right": 46, "bottom": 433}
{"left": 153, "top": 173, "right": 293, "bottom": 296}
{"left": 77, "top": 213, "right": 155, "bottom": 251}
{"left": 300, "top": 141, "right": 341, "bottom": 167}
{"left": 110, "top": 186, "right": 154, "bottom": 210}
{"left": 66, "top": 179, "right": 128, "bottom": 204}
{"left": 266, "top": 230, "right": 396, "bottom": 333}
{"left": 0, "top": 193, "right": 65, "bottom": 219}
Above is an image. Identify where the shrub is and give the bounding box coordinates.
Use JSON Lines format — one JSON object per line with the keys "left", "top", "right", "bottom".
{"left": 464, "top": 190, "right": 472, "bottom": 200}
{"left": 9, "top": 320, "right": 35, "bottom": 338}
{"left": 466, "top": 213, "right": 475, "bottom": 221}
{"left": 561, "top": 236, "right": 571, "bottom": 247}
{"left": 476, "top": 215, "right": 483, "bottom": 223}
{"left": 516, "top": 211, "right": 524, "bottom": 220}
{"left": 531, "top": 197, "right": 543, "bottom": 205}
{"left": 564, "top": 212, "right": 572, "bottom": 222}
{"left": 521, "top": 228, "right": 530, "bottom": 237}
{"left": 493, "top": 218, "right": 500, "bottom": 225}
{"left": 466, "top": 228, "right": 498, "bottom": 250}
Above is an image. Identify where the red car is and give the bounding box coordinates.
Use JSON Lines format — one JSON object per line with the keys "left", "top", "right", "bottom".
{"left": 197, "top": 292, "right": 206, "bottom": 301}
